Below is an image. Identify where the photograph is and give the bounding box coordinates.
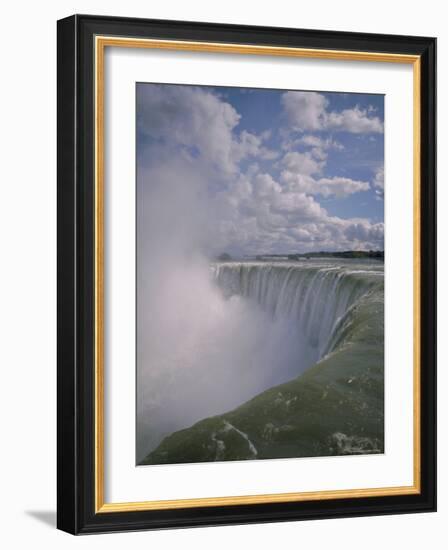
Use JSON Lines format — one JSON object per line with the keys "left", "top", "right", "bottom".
{"left": 55, "top": 13, "right": 436, "bottom": 534}
{"left": 135, "top": 83, "right": 385, "bottom": 466}
{"left": 0, "top": 0, "right": 442, "bottom": 543}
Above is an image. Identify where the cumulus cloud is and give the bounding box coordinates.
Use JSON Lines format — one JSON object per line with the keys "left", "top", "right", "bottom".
{"left": 252, "top": 173, "right": 282, "bottom": 198}
{"left": 137, "top": 84, "right": 241, "bottom": 174}
{"left": 138, "top": 85, "right": 277, "bottom": 175}
{"left": 233, "top": 130, "right": 279, "bottom": 162}
{"left": 342, "top": 219, "right": 385, "bottom": 245}
{"left": 137, "top": 83, "right": 383, "bottom": 255}
{"left": 373, "top": 166, "right": 384, "bottom": 200}
{"left": 214, "top": 168, "right": 381, "bottom": 255}
{"left": 280, "top": 151, "right": 370, "bottom": 198}
{"left": 282, "top": 91, "right": 328, "bottom": 132}
{"left": 326, "top": 106, "right": 384, "bottom": 133}
{"left": 282, "top": 91, "right": 384, "bottom": 133}
{"left": 271, "top": 191, "right": 327, "bottom": 219}
{"left": 281, "top": 173, "right": 370, "bottom": 199}
{"left": 295, "top": 135, "right": 344, "bottom": 150}
{"left": 281, "top": 151, "right": 324, "bottom": 176}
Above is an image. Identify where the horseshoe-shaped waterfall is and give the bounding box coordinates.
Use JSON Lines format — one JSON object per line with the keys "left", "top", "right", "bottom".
{"left": 139, "top": 258, "right": 384, "bottom": 465}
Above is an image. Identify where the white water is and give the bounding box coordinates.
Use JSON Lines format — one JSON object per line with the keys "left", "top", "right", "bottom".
{"left": 212, "top": 260, "right": 382, "bottom": 358}
{"left": 137, "top": 258, "right": 382, "bottom": 462}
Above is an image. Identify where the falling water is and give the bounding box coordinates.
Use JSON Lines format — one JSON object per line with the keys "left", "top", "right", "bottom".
{"left": 137, "top": 258, "right": 383, "bottom": 462}
{"left": 212, "top": 259, "right": 383, "bottom": 360}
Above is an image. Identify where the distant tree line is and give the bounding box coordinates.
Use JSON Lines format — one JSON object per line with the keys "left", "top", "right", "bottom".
{"left": 255, "top": 250, "right": 384, "bottom": 261}
{"left": 216, "top": 250, "right": 384, "bottom": 262}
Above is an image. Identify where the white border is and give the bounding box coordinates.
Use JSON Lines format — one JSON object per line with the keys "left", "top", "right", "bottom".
{"left": 104, "top": 46, "right": 414, "bottom": 503}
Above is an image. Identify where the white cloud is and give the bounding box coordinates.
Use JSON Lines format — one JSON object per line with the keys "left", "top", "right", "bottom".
{"left": 282, "top": 176, "right": 370, "bottom": 198}
{"left": 372, "top": 166, "right": 384, "bottom": 200}
{"left": 282, "top": 91, "right": 384, "bottom": 133}
{"left": 252, "top": 173, "right": 282, "bottom": 199}
{"left": 325, "top": 107, "right": 384, "bottom": 133}
{"left": 295, "top": 135, "right": 344, "bottom": 151}
{"left": 374, "top": 168, "right": 384, "bottom": 189}
{"left": 233, "top": 130, "right": 279, "bottom": 162}
{"left": 280, "top": 152, "right": 370, "bottom": 198}
{"left": 138, "top": 85, "right": 278, "bottom": 175}
{"left": 281, "top": 151, "right": 324, "bottom": 176}
{"left": 138, "top": 84, "right": 241, "bottom": 174}
{"left": 282, "top": 91, "right": 328, "bottom": 132}
{"left": 271, "top": 191, "right": 327, "bottom": 220}
{"left": 282, "top": 134, "right": 344, "bottom": 163}
{"left": 343, "top": 219, "right": 384, "bottom": 244}
{"left": 217, "top": 169, "right": 381, "bottom": 254}
{"left": 137, "top": 84, "right": 383, "bottom": 255}
{"left": 314, "top": 177, "right": 370, "bottom": 198}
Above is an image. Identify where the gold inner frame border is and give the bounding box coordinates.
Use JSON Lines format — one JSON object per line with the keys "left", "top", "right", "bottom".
{"left": 94, "top": 35, "right": 421, "bottom": 513}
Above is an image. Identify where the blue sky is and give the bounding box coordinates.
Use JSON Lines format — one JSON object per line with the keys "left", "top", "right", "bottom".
{"left": 137, "top": 83, "right": 384, "bottom": 256}
{"left": 214, "top": 87, "right": 384, "bottom": 222}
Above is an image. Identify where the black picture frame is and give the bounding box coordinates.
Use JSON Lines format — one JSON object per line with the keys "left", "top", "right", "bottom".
{"left": 57, "top": 14, "right": 436, "bottom": 535}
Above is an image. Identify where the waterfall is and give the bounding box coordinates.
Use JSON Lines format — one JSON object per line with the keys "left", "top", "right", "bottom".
{"left": 212, "top": 261, "right": 383, "bottom": 360}
{"left": 138, "top": 258, "right": 383, "bottom": 462}
{"left": 143, "top": 260, "right": 385, "bottom": 465}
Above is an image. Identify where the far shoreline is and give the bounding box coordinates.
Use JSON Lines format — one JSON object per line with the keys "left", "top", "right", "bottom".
{"left": 215, "top": 250, "right": 384, "bottom": 262}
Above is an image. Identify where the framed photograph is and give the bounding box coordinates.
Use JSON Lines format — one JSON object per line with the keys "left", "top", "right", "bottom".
{"left": 57, "top": 14, "right": 436, "bottom": 534}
